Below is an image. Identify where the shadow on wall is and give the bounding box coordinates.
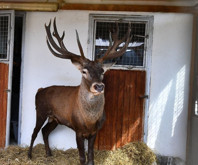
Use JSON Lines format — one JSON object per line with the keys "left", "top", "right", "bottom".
{"left": 148, "top": 65, "right": 188, "bottom": 161}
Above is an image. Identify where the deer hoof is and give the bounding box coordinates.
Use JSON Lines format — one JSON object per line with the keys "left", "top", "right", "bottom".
{"left": 79, "top": 158, "right": 86, "bottom": 165}
{"left": 28, "top": 152, "right": 32, "bottom": 159}
{"left": 87, "top": 161, "right": 94, "bottom": 165}
{"left": 46, "top": 151, "right": 52, "bottom": 157}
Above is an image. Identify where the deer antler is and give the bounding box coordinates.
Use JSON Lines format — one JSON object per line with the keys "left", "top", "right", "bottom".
{"left": 45, "top": 18, "right": 85, "bottom": 61}
{"left": 97, "top": 23, "right": 132, "bottom": 63}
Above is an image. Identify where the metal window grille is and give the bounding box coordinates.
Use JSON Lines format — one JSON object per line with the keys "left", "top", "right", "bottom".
{"left": 0, "top": 16, "right": 9, "bottom": 59}
{"left": 94, "top": 21, "right": 146, "bottom": 67}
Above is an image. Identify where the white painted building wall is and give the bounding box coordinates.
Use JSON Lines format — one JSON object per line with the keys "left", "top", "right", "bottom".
{"left": 147, "top": 14, "right": 193, "bottom": 161}
{"left": 20, "top": 10, "right": 193, "bottom": 161}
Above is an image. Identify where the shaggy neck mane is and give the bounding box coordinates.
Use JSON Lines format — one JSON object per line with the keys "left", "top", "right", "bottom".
{"left": 78, "top": 80, "right": 105, "bottom": 122}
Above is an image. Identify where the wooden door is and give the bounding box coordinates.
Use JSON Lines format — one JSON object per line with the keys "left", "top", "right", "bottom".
{"left": 0, "top": 11, "right": 14, "bottom": 148}
{"left": 95, "top": 70, "right": 146, "bottom": 150}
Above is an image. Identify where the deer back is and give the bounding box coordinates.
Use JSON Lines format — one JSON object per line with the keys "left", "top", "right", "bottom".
{"left": 36, "top": 86, "right": 79, "bottom": 126}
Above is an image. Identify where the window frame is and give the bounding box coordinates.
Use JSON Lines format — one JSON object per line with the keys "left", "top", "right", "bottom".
{"left": 88, "top": 14, "right": 154, "bottom": 70}
{"left": 0, "top": 12, "right": 12, "bottom": 61}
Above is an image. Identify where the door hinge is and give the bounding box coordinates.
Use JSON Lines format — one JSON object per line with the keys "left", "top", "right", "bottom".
{"left": 134, "top": 34, "right": 149, "bottom": 39}
{"left": 139, "top": 94, "right": 149, "bottom": 99}
{"left": 4, "top": 89, "right": 11, "bottom": 93}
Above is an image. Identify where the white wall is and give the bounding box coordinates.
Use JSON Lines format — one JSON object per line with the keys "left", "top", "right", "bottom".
{"left": 20, "top": 10, "right": 193, "bottom": 161}
{"left": 21, "top": 10, "right": 90, "bottom": 149}
{"left": 147, "top": 14, "right": 193, "bottom": 160}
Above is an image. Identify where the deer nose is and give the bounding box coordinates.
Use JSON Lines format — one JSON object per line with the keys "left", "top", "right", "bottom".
{"left": 94, "top": 83, "right": 105, "bottom": 92}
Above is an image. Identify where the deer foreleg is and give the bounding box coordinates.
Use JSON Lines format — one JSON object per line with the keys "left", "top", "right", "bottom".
{"left": 87, "top": 133, "right": 96, "bottom": 165}
{"left": 76, "top": 134, "right": 86, "bottom": 165}
{"left": 97, "top": 112, "right": 106, "bottom": 130}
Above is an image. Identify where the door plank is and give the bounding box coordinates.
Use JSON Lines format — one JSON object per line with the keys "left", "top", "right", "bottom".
{"left": 108, "top": 70, "right": 118, "bottom": 150}
{"left": 128, "top": 71, "right": 137, "bottom": 142}
{"left": 121, "top": 71, "right": 130, "bottom": 147}
{"left": 115, "top": 71, "right": 124, "bottom": 148}
{"left": 0, "top": 63, "right": 9, "bottom": 148}
{"left": 136, "top": 71, "right": 146, "bottom": 140}
{"left": 137, "top": 72, "right": 146, "bottom": 139}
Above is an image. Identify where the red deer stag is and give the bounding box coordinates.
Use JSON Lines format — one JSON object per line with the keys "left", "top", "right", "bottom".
{"left": 28, "top": 18, "right": 131, "bottom": 165}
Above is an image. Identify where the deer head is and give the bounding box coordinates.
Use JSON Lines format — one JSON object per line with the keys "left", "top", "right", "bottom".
{"left": 45, "top": 18, "right": 132, "bottom": 95}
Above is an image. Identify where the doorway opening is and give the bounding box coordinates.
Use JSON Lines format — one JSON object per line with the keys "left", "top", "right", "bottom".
{"left": 9, "top": 15, "right": 23, "bottom": 145}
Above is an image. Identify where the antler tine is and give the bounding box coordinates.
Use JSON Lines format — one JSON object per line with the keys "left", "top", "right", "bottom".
{"left": 75, "top": 30, "right": 85, "bottom": 59}
{"left": 98, "top": 23, "right": 132, "bottom": 63}
{"left": 52, "top": 18, "right": 67, "bottom": 51}
{"left": 97, "top": 23, "right": 119, "bottom": 62}
{"left": 45, "top": 18, "right": 82, "bottom": 60}
{"left": 45, "top": 20, "right": 61, "bottom": 58}
{"left": 107, "top": 23, "right": 132, "bottom": 59}
{"left": 45, "top": 20, "right": 68, "bottom": 56}
{"left": 108, "top": 23, "right": 126, "bottom": 53}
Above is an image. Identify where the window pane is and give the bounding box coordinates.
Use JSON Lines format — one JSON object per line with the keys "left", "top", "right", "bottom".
{"left": 94, "top": 21, "right": 146, "bottom": 67}
{"left": 0, "top": 16, "right": 9, "bottom": 59}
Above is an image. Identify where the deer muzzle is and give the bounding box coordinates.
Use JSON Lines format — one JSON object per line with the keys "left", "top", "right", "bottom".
{"left": 91, "top": 82, "right": 105, "bottom": 95}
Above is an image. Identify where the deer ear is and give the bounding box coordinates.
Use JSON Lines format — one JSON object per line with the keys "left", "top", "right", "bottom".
{"left": 103, "top": 62, "right": 115, "bottom": 73}
{"left": 71, "top": 60, "right": 83, "bottom": 71}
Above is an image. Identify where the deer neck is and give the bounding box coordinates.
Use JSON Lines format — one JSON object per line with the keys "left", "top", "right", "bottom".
{"left": 78, "top": 79, "right": 105, "bottom": 122}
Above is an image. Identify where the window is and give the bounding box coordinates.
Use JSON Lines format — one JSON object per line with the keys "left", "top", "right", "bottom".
{"left": 0, "top": 16, "right": 9, "bottom": 59}
{"left": 88, "top": 14, "right": 153, "bottom": 69}
{"left": 0, "top": 12, "right": 13, "bottom": 61}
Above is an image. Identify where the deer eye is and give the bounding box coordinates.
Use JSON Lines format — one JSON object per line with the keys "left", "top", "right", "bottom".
{"left": 82, "top": 69, "right": 88, "bottom": 74}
